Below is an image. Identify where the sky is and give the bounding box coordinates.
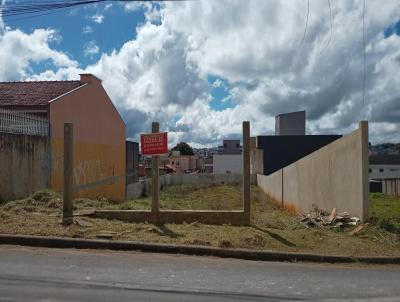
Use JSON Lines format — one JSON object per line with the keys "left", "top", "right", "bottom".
{"left": 0, "top": 0, "right": 400, "bottom": 147}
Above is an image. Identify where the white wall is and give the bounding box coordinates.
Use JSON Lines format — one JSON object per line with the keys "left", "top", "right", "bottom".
{"left": 213, "top": 154, "right": 243, "bottom": 174}
{"left": 369, "top": 164, "right": 400, "bottom": 180}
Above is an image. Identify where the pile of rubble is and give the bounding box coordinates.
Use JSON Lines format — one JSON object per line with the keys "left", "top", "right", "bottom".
{"left": 300, "top": 206, "right": 360, "bottom": 229}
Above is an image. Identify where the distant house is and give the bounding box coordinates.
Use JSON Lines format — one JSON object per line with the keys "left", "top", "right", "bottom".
{"left": 368, "top": 155, "right": 400, "bottom": 197}
{"left": 165, "top": 151, "right": 196, "bottom": 173}
{"left": 218, "top": 139, "right": 241, "bottom": 154}
{"left": 0, "top": 74, "right": 126, "bottom": 200}
{"left": 369, "top": 155, "right": 400, "bottom": 180}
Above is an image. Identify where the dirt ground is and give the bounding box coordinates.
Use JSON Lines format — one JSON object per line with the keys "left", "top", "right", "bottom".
{"left": 0, "top": 184, "right": 399, "bottom": 256}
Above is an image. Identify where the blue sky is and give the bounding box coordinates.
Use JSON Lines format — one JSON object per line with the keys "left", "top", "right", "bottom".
{"left": 3, "top": 2, "right": 234, "bottom": 115}
{"left": 5, "top": 2, "right": 144, "bottom": 69}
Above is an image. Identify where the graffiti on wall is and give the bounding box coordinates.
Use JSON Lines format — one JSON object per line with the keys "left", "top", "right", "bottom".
{"left": 52, "top": 157, "right": 121, "bottom": 191}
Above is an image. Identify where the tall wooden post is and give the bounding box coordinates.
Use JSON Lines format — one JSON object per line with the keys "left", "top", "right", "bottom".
{"left": 63, "top": 123, "right": 73, "bottom": 225}
{"left": 243, "top": 121, "right": 251, "bottom": 221}
{"left": 152, "top": 122, "right": 160, "bottom": 215}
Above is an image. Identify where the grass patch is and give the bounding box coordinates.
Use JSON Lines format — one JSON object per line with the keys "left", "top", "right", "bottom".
{"left": 114, "top": 184, "right": 243, "bottom": 211}
{"left": 369, "top": 192, "right": 400, "bottom": 234}
{"left": 0, "top": 185, "right": 399, "bottom": 256}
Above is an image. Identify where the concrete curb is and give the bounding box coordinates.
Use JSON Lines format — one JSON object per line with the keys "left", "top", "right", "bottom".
{"left": 0, "top": 234, "right": 399, "bottom": 265}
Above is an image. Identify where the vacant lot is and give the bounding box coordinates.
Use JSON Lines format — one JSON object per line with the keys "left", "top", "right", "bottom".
{"left": 0, "top": 184, "right": 399, "bottom": 256}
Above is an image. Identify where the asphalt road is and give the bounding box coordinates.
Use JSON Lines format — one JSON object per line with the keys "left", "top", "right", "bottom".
{"left": 0, "top": 245, "right": 399, "bottom": 302}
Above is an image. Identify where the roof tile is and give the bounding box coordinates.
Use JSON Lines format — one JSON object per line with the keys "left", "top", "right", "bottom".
{"left": 0, "top": 81, "right": 85, "bottom": 106}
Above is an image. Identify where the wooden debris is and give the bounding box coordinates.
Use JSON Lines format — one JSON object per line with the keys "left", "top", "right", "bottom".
{"left": 349, "top": 224, "right": 365, "bottom": 236}
{"left": 300, "top": 206, "right": 360, "bottom": 229}
{"left": 74, "top": 217, "right": 94, "bottom": 227}
{"left": 327, "top": 208, "right": 337, "bottom": 224}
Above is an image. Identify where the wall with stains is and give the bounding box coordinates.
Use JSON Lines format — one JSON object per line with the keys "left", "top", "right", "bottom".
{"left": 50, "top": 74, "right": 126, "bottom": 201}
{"left": 0, "top": 132, "right": 50, "bottom": 200}
{"left": 257, "top": 122, "right": 369, "bottom": 221}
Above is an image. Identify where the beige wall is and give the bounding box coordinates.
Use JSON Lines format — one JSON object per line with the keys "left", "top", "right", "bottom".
{"left": 0, "top": 132, "right": 50, "bottom": 200}
{"left": 257, "top": 122, "right": 369, "bottom": 221}
{"left": 49, "top": 75, "right": 126, "bottom": 201}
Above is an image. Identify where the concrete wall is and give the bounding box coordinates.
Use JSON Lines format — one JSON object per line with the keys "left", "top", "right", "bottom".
{"left": 0, "top": 132, "right": 50, "bottom": 200}
{"left": 127, "top": 173, "right": 257, "bottom": 199}
{"left": 213, "top": 154, "right": 243, "bottom": 174}
{"left": 50, "top": 74, "right": 126, "bottom": 201}
{"left": 257, "top": 122, "right": 369, "bottom": 221}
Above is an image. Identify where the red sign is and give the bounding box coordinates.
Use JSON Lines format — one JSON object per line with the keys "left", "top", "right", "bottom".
{"left": 140, "top": 132, "right": 168, "bottom": 156}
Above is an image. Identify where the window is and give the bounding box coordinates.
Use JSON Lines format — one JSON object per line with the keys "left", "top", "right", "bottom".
{"left": 236, "top": 143, "right": 239, "bottom": 148}
{"left": 369, "top": 169, "right": 372, "bottom": 173}
{"left": 223, "top": 143, "right": 227, "bottom": 148}
{"left": 379, "top": 168, "right": 384, "bottom": 173}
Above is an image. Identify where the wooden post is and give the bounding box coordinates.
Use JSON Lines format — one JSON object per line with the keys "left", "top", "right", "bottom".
{"left": 63, "top": 123, "right": 73, "bottom": 225}
{"left": 152, "top": 122, "right": 160, "bottom": 216}
{"left": 243, "top": 121, "right": 251, "bottom": 221}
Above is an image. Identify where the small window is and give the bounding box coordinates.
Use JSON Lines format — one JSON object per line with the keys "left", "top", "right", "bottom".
{"left": 236, "top": 143, "right": 239, "bottom": 148}
{"left": 379, "top": 168, "right": 384, "bottom": 173}
{"left": 369, "top": 169, "right": 372, "bottom": 173}
{"left": 172, "top": 161, "right": 174, "bottom": 165}
{"left": 223, "top": 143, "right": 227, "bottom": 148}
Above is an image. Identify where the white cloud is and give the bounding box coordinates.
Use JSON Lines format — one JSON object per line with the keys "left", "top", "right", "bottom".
{"left": 84, "top": 40, "right": 99, "bottom": 57}
{"left": 82, "top": 25, "right": 93, "bottom": 34}
{"left": 91, "top": 13, "right": 104, "bottom": 24}
{"left": 212, "top": 79, "right": 222, "bottom": 88}
{"left": 124, "top": 2, "right": 161, "bottom": 23}
{"left": 0, "top": 28, "right": 77, "bottom": 81}
{"left": 2, "top": 0, "right": 400, "bottom": 145}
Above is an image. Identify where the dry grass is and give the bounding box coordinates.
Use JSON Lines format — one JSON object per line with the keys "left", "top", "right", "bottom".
{"left": 0, "top": 185, "right": 399, "bottom": 256}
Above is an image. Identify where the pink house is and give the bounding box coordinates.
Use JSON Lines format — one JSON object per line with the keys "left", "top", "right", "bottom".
{"left": 0, "top": 74, "right": 126, "bottom": 200}
{"left": 166, "top": 152, "right": 196, "bottom": 173}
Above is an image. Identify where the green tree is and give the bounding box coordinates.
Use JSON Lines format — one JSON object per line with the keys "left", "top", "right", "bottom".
{"left": 171, "top": 142, "right": 194, "bottom": 156}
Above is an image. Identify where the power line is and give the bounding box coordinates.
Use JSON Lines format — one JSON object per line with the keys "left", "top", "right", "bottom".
{"left": 0, "top": 0, "right": 185, "bottom": 21}
{"left": 300, "top": 0, "right": 309, "bottom": 45}
{"left": 362, "top": 0, "right": 366, "bottom": 121}
{"left": 320, "top": 0, "right": 332, "bottom": 56}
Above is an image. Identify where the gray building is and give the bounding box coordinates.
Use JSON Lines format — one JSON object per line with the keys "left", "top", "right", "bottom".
{"left": 126, "top": 141, "right": 139, "bottom": 185}
{"left": 275, "top": 110, "right": 306, "bottom": 136}
{"left": 218, "top": 140, "right": 241, "bottom": 154}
